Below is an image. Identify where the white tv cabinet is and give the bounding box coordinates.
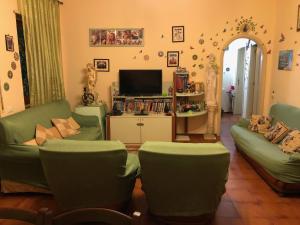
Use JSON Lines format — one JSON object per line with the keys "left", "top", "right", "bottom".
{"left": 107, "top": 114, "right": 174, "bottom": 144}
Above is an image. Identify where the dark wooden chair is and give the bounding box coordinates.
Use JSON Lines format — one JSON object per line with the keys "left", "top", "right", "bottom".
{"left": 0, "top": 207, "right": 46, "bottom": 225}
{"left": 44, "top": 208, "right": 141, "bottom": 225}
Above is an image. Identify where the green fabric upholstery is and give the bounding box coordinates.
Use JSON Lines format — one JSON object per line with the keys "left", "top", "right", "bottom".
{"left": 231, "top": 103, "right": 300, "bottom": 183}
{"left": 0, "top": 100, "right": 102, "bottom": 190}
{"left": 40, "top": 140, "right": 139, "bottom": 210}
{"left": 138, "top": 141, "right": 230, "bottom": 217}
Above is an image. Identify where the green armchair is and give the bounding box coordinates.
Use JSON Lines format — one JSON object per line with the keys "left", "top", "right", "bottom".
{"left": 138, "top": 141, "right": 230, "bottom": 224}
{"left": 39, "top": 139, "right": 140, "bottom": 211}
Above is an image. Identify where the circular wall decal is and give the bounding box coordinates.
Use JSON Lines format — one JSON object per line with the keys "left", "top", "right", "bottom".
{"left": 192, "top": 55, "right": 198, "bottom": 60}
{"left": 213, "top": 41, "right": 218, "bottom": 47}
{"left": 199, "top": 39, "right": 204, "bottom": 45}
{"left": 198, "top": 64, "right": 204, "bottom": 69}
{"left": 7, "top": 70, "right": 13, "bottom": 79}
{"left": 14, "top": 52, "right": 19, "bottom": 61}
{"left": 144, "top": 54, "right": 150, "bottom": 61}
{"left": 4, "top": 82, "right": 10, "bottom": 91}
{"left": 158, "top": 51, "right": 164, "bottom": 57}
{"left": 11, "top": 61, "right": 17, "bottom": 70}
{"left": 191, "top": 71, "right": 197, "bottom": 77}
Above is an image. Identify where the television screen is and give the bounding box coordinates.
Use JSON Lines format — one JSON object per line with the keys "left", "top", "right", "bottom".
{"left": 119, "top": 70, "right": 162, "bottom": 96}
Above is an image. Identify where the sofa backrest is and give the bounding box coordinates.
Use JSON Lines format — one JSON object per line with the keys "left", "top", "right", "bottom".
{"left": 269, "top": 104, "right": 300, "bottom": 130}
{"left": 139, "top": 141, "right": 230, "bottom": 216}
{"left": 0, "top": 100, "right": 71, "bottom": 145}
{"left": 39, "top": 140, "right": 129, "bottom": 210}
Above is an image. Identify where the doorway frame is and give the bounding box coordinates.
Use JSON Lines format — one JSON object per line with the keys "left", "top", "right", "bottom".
{"left": 216, "top": 34, "right": 267, "bottom": 134}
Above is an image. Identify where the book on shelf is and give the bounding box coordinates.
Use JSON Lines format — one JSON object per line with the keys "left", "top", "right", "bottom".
{"left": 112, "top": 98, "right": 173, "bottom": 114}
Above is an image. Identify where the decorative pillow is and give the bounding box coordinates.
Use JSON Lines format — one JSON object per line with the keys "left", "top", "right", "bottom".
{"left": 35, "top": 124, "right": 63, "bottom": 145}
{"left": 279, "top": 130, "right": 300, "bottom": 154}
{"left": 52, "top": 117, "right": 80, "bottom": 138}
{"left": 248, "top": 115, "right": 271, "bottom": 134}
{"left": 67, "top": 117, "right": 80, "bottom": 130}
{"left": 23, "top": 139, "right": 38, "bottom": 146}
{"left": 264, "top": 121, "right": 289, "bottom": 144}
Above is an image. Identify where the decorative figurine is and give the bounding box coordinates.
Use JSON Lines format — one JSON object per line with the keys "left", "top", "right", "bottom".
{"left": 82, "top": 87, "right": 94, "bottom": 106}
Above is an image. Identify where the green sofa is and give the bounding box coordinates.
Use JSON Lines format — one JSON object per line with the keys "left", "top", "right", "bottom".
{"left": 40, "top": 139, "right": 139, "bottom": 210}
{"left": 231, "top": 103, "right": 300, "bottom": 194}
{"left": 0, "top": 100, "right": 102, "bottom": 190}
{"left": 139, "top": 141, "right": 230, "bottom": 223}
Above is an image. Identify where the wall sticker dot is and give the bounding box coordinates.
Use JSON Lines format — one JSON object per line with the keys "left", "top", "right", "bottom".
{"left": 290, "top": 27, "right": 293, "bottom": 30}
{"left": 139, "top": 50, "right": 142, "bottom": 53}
{"left": 223, "top": 29, "right": 227, "bottom": 33}
{"left": 11, "top": 61, "right": 16, "bottom": 70}
{"left": 14, "top": 52, "right": 19, "bottom": 61}
{"left": 190, "top": 46, "right": 194, "bottom": 50}
{"left": 260, "top": 25, "right": 264, "bottom": 29}
{"left": 133, "top": 56, "right": 136, "bottom": 59}
{"left": 7, "top": 70, "right": 13, "bottom": 79}
{"left": 192, "top": 55, "right": 198, "bottom": 60}
{"left": 4, "top": 83, "right": 9, "bottom": 91}
{"left": 161, "top": 34, "right": 164, "bottom": 38}
{"left": 198, "top": 64, "right": 204, "bottom": 69}
{"left": 279, "top": 33, "right": 285, "bottom": 42}
{"left": 191, "top": 71, "right": 197, "bottom": 77}
{"left": 144, "top": 55, "right": 149, "bottom": 61}
{"left": 267, "top": 40, "right": 271, "bottom": 44}
{"left": 213, "top": 41, "right": 218, "bottom": 47}
{"left": 202, "top": 49, "right": 205, "bottom": 53}
{"left": 200, "top": 33, "right": 204, "bottom": 37}
{"left": 158, "top": 51, "right": 164, "bottom": 57}
{"left": 295, "top": 41, "right": 298, "bottom": 44}
{"left": 263, "top": 29, "right": 267, "bottom": 34}
{"left": 267, "top": 50, "right": 271, "bottom": 54}
{"left": 199, "top": 39, "right": 205, "bottom": 45}
{"left": 180, "top": 50, "right": 184, "bottom": 54}
{"left": 192, "top": 64, "right": 196, "bottom": 67}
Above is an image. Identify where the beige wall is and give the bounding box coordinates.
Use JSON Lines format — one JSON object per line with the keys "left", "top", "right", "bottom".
{"left": 60, "top": 0, "right": 277, "bottom": 133}
{"left": 0, "top": 0, "right": 25, "bottom": 117}
{"left": 270, "top": 0, "right": 300, "bottom": 107}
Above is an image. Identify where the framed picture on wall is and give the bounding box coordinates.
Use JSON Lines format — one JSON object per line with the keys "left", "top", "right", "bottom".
{"left": 94, "top": 59, "right": 110, "bottom": 72}
{"left": 297, "top": 5, "right": 300, "bottom": 31}
{"left": 278, "top": 50, "right": 293, "bottom": 71}
{"left": 167, "top": 51, "right": 179, "bottom": 67}
{"left": 89, "top": 28, "right": 144, "bottom": 47}
{"left": 5, "top": 35, "right": 14, "bottom": 52}
{"left": 172, "top": 26, "right": 184, "bottom": 42}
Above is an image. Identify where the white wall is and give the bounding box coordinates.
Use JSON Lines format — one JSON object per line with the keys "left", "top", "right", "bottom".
{"left": 0, "top": 0, "right": 25, "bottom": 117}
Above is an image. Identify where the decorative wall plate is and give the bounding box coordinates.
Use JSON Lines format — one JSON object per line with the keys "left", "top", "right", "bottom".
{"left": 14, "top": 52, "right": 19, "bottom": 61}
{"left": 192, "top": 54, "right": 198, "bottom": 60}
{"left": 7, "top": 70, "right": 13, "bottom": 79}
{"left": 11, "top": 61, "right": 16, "bottom": 70}
{"left": 4, "top": 82, "right": 9, "bottom": 91}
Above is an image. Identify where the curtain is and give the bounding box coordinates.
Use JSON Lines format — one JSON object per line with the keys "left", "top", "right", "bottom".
{"left": 17, "top": 0, "right": 65, "bottom": 106}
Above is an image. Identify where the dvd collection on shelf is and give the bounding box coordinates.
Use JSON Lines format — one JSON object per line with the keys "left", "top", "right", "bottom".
{"left": 113, "top": 98, "right": 173, "bottom": 114}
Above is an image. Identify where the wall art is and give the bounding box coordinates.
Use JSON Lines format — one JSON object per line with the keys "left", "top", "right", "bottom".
{"left": 278, "top": 50, "right": 293, "bottom": 71}
{"left": 14, "top": 52, "right": 19, "bottom": 61}
{"left": 167, "top": 51, "right": 179, "bottom": 67}
{"left": 7, "top": 71, "right": 13, "bottom": 79}
{"left": 172, "top": 26, "right": 184, "bottom": 42}
{"left": 5, "top": 35, "right": 14, "bottom": 52}
{"left": 89, "top": 28, "right": 144, "bottom": 47}
{"left": 11, "top": 61, "right": 16, "bottom": 70}
{"left": 94, "top": 59, "right": 109, "bottom": 72}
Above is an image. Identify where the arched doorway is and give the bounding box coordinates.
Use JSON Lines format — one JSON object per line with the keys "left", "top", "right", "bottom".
{"left": 217, "top": 35, "right": 267, "bottom": 133}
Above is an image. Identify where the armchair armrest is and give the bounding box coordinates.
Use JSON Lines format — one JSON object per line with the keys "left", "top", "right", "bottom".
{"left": 124, "top": 153, "right": 140, "bottom": 178}
{"left": 72, "top": 112, "right": 99, "bottom": 127}
{"left": 236, "top": 118, "right": 250, "bottom": 128}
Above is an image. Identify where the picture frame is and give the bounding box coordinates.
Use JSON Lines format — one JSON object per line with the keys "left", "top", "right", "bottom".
{"left": 167, "top": 51, "right": 179, "bottom": 67}
{"left": 5, "top": 35, "right": 14, "bottom": 52}
{"left": 172, "top": 26, "right": 184, "bottom": 42}
{"left": 297, "top": 5, "right": 300, "bottom": 31}
{"left": 89, "top": 28, "right": 144, "bottom": 47}
{"left": 94, "top": 59, "right": 109, "bottom": 72}
{"left": 278, "top": 50, "right": 293, "bottom": 71}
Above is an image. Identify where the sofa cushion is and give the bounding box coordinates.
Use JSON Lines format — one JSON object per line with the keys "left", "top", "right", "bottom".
{"left": 52, "top": 118, "right": 80, "bottom": 138}
{"left": 35, "top": 124, "right": 62, "bottom": 145}
{"left": 248, "top": 114, "right": 271, "bottom": 134}
{"left": 231, "top": 124, "right": 300, "bottom": 183}
{"left": 64, "top": 127, "right": 101, "bottom": 141}
{"left": 264, "top": 121, "right": 289, "bottom": 144}
{"left": 279, "top": 130, "right": 300, "bottom": 154}
{"left": 23, "top": 139, "right": 38, "bottom": 146}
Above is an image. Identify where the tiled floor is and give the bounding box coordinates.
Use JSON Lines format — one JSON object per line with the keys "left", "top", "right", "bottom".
{"left": 0, "top": 113, "right": 299, "bottom": 225}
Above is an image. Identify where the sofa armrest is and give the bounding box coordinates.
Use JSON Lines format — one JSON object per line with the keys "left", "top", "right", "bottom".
{"left": 236, "top": 118, "right": 250, "bottom": 128}
{"left": 124, "top": 153, "right": 140, "bottom": 178}
{"left": 72, "top": 112, "right": 99, "bottom": 127}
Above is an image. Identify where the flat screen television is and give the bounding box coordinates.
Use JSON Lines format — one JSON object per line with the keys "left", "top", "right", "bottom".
{"left": 119, "top": 69, "right": 162, "bottom": 96}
